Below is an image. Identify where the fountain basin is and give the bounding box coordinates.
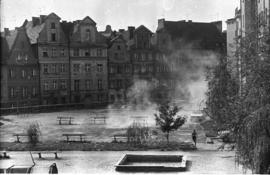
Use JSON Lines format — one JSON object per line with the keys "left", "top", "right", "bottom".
{"left": 115, "top": 154, "right": 187, "bottom": 172}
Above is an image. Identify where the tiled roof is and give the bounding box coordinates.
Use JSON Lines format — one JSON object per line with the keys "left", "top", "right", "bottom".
{"left": 25, "top": 21, "right": 45, "bottom": 44}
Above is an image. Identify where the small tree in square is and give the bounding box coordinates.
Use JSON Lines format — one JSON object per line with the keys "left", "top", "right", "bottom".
{"left": 154, "top": 101, "right": 186, "bottom": 144}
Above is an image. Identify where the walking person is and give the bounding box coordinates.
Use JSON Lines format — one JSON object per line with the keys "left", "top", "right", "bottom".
{"left": 192, "top": 129, "right": 197, "bottom": 147}
{"left": 49, "top": 163, "right": 58, "bottom": 174}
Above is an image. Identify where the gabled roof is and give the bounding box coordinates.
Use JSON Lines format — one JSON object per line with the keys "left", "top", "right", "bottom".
{"left": 81, "top": 16, "right": 96, "bottom": 25}
{"left": 1, "top": 30, "right": 18, "bottom": 50}
{"left": 46, "top": 12, "right": 61, "bottom": 20}
{"left": 134, "top": 25, "right": 153, "bottom": 34}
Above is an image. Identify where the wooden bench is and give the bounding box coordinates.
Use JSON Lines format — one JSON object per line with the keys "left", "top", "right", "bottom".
{"left": 57, "top": 116, "right": 74, "bottom": 125}
{"left": 13, "top": 133, "right": 28, "bottom": 143}
{"left": 32, "top": 151, "right": 60, "bottom": 159}
{"left": 89, "top": 115, "right": 107, "bottom": 124}
{"left": 112, "top": 134, "right": 128, "bottom": 143}
{"left": 62, "top": 133, "right": 86, "bottom": 142}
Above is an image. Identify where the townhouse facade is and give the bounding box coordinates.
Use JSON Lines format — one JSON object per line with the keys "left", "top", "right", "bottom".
{"left": 1, "top": 27, "right": 40, "bottom": 108}
{"left": 108, "top": 35, "right": 132, "bottom": 104}
{"left": 155, "top": 19, "right": 225, "bottom": 102}
{"left": 69, "top": 17, "right": 108, "bottom": 106}
{"left": 1, "top": 12, "right": 228, "bottom": 110}
{"left": 26, "top": 13, "right": 70, "bottom": 105}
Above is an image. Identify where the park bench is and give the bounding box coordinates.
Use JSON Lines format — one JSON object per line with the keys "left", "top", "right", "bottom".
{"left": 62, "top": 133, "right": 86, "bottom": 142}
{"left": 89, "top": 115, "right": 107, "bottom": 124}
{"left": 57, "top": 116, "right": 74, "bottom": 125}
{"left": 112, "top": 134, "right": 128, "bottom": 143}
{"left": 13, "top": 133, "right": 29, "bottom": 143}
{"left": 32, "top": 151, "right": 60, "bottom": 159}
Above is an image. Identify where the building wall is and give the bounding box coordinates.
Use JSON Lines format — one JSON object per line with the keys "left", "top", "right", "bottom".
{"left": 108, "top": 37, "right": 132, "bottom": 104}
{"left": 2, "top": 28, "right": 40, "bottom": 108}
{"left": 38, "top": 14, "right": 70, "bottom": 105}
{"left": 70, "top": 17, "right": 108, "bottom": 106}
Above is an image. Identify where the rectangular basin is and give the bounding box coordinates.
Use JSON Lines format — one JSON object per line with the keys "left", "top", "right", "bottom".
{"left": 115, "top": 154, "right": 187, "bottom": 172}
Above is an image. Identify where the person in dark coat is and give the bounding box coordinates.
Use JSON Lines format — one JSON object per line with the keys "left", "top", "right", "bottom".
{"left": 49, "top": 163, "right": 58, "bottom": 174}
{"left": 192, "top": 130, "right": 197, "bottom": 147}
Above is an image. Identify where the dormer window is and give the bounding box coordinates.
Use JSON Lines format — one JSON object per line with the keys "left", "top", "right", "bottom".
{"left": 86, "top": 29, "right": 91, "bottom": 41}
{"left": 51, "top": 22, "right": 56, "bottom": 29}
{"left": 51, "top": 33, "right": 56, "bottom": 42}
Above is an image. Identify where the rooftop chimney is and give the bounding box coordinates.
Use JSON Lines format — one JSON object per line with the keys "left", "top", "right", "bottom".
{"left": 128, "top": 26, "right": 135, "bottom": 39}
{"left": 40, "top": 15, "right": 47, "bottom": 23}
{"left": 4, "top": 28, "right": 10, "bottom": 36}
{"left": 211, "top": 21, "right": 223, "bottom": 33}
{"left": 157, "top": 18, "right": 165, "bottom": 31}
{"left": 32, "top": 17, "right": 40, "bottom": 26}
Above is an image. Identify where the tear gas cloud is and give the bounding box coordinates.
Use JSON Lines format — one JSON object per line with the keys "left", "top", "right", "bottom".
{"left": 106, "top": 40, "right": 220, "bottom": 128}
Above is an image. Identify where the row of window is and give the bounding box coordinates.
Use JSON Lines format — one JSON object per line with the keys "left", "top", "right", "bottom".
{"left": 43, "top": 64, "right": 67, "bottom": 74}
{"left": 109, "top": 79, "right": 130, "bottom": 89}
{"left": 73, "top": 79, "right": 103, "bottom": 91}
{"left": 133, "top": 53, "right": 153, "bottom": 61}
{"left": 42, "top": 47, "right": 66, "bottom": 57}
{"left": 43, "top": 80, "right": 67, "bottom": 91}
{"left": 133, "top": 64, "right": 154, "bottom": 73}
{"left": 109, "top": 65, "right": 131, "bottom": 74}
{"left": 72, "top": 48, "right": 107, "bottom": 57}
{"left": 72, "top": 63, "right": 104, "bottom": 73}
{"left": 9, "top": 69, "right": 37, "bottom": 79}
{"left": 9, "top": 87, "right": 38, "bottom": 98}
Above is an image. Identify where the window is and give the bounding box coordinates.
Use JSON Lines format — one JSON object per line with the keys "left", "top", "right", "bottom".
{"left": 43, "top": 64, "right": 48, "bottom": 74}
{"left": 52, "top": 47, "right": 57, "bottom": 57}
{"left": 42, "top": 48, "right": 48, "bottom": 57}
{"left": 60, "top": 64, "right": 66, "bottom": 72}
{"left": 97, "top": 64, "right": 103, "bottom": 72}
{"left": 51, "top": 64, "right": 57, "bottom": 73}
{"left": 22, "top": 70, "right": 26, "bottom": 78}
{"left": 73, "top": 48, "right": 79, "bottom": 56}
{"left": 74, "top": 80, "right": 80, "bottom": 91}
{"left": 86, "top": 29, "right": 91, "bottom": 41}
{"left": 10, "top": 87, "right": 15, "bottom": 97}
{"left": 9, "top": 69, "right": 14, "bottom": 78}
{"left": 51, "top": 22, "right": 56, "bottom": 29}
{"left": 97, "top": 48, "right": 102, "bottom": 56}
{"left": 141, "top": 53, "right": 145, "bottom": 61}
{"left": 98, "top": 94, "right": 103, "bottom": 102}
{"left": 114, "top": 53, "right": 118, "bottom": 59}
{"left": 134, "top": 53, "right": 138, "bottom": 61}
{"left": 85, "top": 49, "right": 90, "bottom": 56}
{"left": 51, "top": 33, "right": 56, "bottom": 42}
{"left": 125, "top": 65, "right": 130, "bottom": 73}
{"left": 60, "top": 48, "right": 65, "bottom": 56}
{"left": 85, "top": 80, "right": 92, "bottom": 90}
{"left": 98, "top": 80, "right": 102, "bottom": 89}
{"left": 44, "top": 82, "right": 49, "bottom": 91}
{"left": 117, "top": 45, "right": 121, "bottom": 50}
{"left": 73, "top": 64, "right": 80, "bottom": 72}
{"left": 85, "top": 64, "right": 91, "bottom": 72}
{"left": 148, "top": 53, "right": 152, "bottom": 60}
{"left": 117, "top": 80, "right": 122, "bottom": 89}
{"left": 32, "top": 69, "right": 37, "bottom": 76}
{"left": 22, "top": 87, "right": 27, "bottom": 97}
{"left": 53, "top": 80, "right": 57, "bottom": 89}
{"left": 60, "top": 80, "right": 67, "bottom": 89}
{"left": 32, "top": 87, "right": 37, "bottom": 96}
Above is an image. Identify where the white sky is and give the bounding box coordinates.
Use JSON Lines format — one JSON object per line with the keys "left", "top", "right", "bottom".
{"left": 1, "top": 0, "right": 239, "bottom": 32}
